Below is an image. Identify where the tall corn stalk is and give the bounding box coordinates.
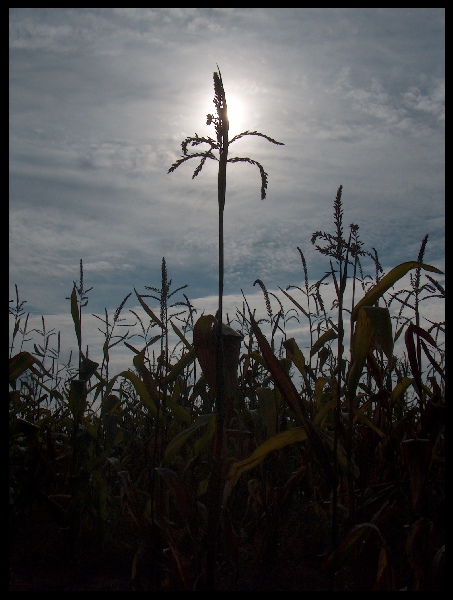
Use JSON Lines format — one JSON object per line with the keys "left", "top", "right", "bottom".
{"left": 168, "top": 65, "right": 283, "bottom": 588}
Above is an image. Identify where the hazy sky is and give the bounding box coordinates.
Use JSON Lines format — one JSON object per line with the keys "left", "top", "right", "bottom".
{"left": 9, "top": 8, "right": 445, "bottom": 374}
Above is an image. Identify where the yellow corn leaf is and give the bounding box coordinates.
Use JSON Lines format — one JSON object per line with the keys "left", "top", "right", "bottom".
{"left": 351, "top": 261, "right": 443, "bottom": 322}
{"left": 227, "top": 428, "right": 308, "bottom": 488}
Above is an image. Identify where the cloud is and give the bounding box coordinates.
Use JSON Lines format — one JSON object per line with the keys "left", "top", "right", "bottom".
{"left": 402, "top": 80, "right": 445, "bottom": 122}
{"left": 9, "top": 9, "right": 444, "bottom": 374}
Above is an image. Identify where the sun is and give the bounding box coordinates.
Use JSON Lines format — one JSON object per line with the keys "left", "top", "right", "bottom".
{"left": 201, "top": 88, "right": 246, "bottom": 137}
{"left": 200, "top": 90, "right": 247, "bottom": 139}
{"left": 225, "top": 93, "right": 245, "bottom": 135}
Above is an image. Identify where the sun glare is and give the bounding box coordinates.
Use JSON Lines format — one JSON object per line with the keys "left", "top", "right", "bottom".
{"left": 202, "top": 90, "right": 246, "bottom": 136}
{"left": 225, "top": 93, "right": 245, "bottom": 135}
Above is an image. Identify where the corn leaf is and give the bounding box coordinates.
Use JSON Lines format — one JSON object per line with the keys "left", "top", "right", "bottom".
{"left": 351, "top": 261, "right": 443, "bottom": 322}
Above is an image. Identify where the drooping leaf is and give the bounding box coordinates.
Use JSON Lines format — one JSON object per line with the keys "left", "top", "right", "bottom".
{"left": 283, "top": 337, "right": 308, "bottom": 378}
{"left": 310, "top": 328, "right": 338, "bottom": 357}
{"left": 420, "top": 340, "right": 444, "bottom": 381}
{"left": 118, "top": 369, "right": 158, "bottom": 417}
{"left": 314, "top": 377, "right": 331, "bottom": 410}
{"left": 9, "top": 351, "right": 36, "bottom": 384}
{"left": 171, "top": 320, "right": 193, "bottom": 351}
{"left": 313, "top": 396, "right": 336, "bottom": 428}
{"left": 351, "top": 261, "right": 443, "bottom": 322}
{"left": 348, "top": 306, "right": 393, "bottom": 401}
{"left": 390, "top": 376, "right": 413, "bottom": 404}
{"left": 163, "top": 413, "right": 214, "bottom": 464}
{"left": 134, "top": 288, "right": 165, "bottom": 329}
{"left": 244, "top": 296, "right": 338, "bottom": 489}
{"left": 352, "top": 408, "right": 386, "bottom": 438}
{"left": 226, "top": 427, "right": 308, "bottom": 488}
{"left": 278, "top": 287, "right": 310, "bottom": 319}
{"left": 405, "top": 322, "right": 443, "bottom": 401}
{"left": 163, "top": 347, "right": 197, "bottom": 385}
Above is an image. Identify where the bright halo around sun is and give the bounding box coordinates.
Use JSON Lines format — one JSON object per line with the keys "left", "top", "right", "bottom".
{"left": 225, "top": 93, "right": 245, "bottom": 135}
{"left": 201, "top": 89, "right": 246, "bottom": 136}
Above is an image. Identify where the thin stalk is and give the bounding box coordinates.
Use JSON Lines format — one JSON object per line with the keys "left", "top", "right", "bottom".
{"left": 207, "top": 68, "right": 229, "bottom": 590}
{"left": 168, "top": 66, "right": 283, "bottom": 589}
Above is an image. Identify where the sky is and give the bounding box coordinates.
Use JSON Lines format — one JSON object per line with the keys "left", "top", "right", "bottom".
{"left": 9, "top": 8, "right": 445, "bottom": 377}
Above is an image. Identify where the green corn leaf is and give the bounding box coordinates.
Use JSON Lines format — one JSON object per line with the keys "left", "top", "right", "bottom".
{"left": 163, "top": 413, "right": 214, "bottom": 463}
{"left": 118, "top": 369, "right": 158, "bottom": 417}
{"left": 163, "top": 347, "right": 197, "bottom": 384}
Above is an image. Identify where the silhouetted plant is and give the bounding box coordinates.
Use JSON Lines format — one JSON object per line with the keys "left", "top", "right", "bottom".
{"left": 9, "top": 284, "right": 34, "bottom": 360}
{"left": 91, "top": 292, "right": 131, "bottom": 413}
{"left": 224, "top": 184, "right": 443, "bottom": 591}
{"left": 66, "top": 259, "right": 94, "bottom": 374}
{"left": 168, "top": 65, "right": 284, "bottom": 589}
